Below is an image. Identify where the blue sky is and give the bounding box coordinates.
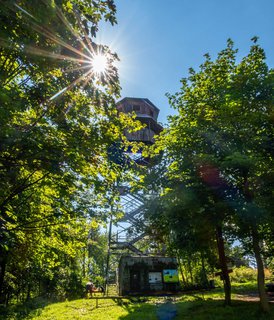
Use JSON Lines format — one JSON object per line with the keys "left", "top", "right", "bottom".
{"left": 97, "top": 0, "right": 274, "bottom": 124}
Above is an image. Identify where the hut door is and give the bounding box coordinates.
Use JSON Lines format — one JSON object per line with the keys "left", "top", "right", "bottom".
{"left": 130, "top": 270, "right": 141, "bottom": 291}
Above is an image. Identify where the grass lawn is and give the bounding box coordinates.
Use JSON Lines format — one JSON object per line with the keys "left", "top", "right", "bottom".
{"left": 1, "top": 283, "right": 273, "bottom": 320}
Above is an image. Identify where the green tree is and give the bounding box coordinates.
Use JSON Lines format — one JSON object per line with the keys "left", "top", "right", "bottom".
{"left": 0, "top": 0, "right": 137, "bottom": 302}
{"left": 152, "top": 39, "right": 273, "bottom": 312}
{"left": 143, "top": 160, "right": 230, "bottom": 294}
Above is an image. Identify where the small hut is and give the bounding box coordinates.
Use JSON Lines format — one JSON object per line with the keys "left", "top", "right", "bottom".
{"left": 118, "top": 256, "right": 180, "bottom": 296}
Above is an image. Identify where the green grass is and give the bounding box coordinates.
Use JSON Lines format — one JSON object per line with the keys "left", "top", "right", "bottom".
{"left": 0, "top": 298, "right": 157, "bottom": 320}
{"left": 1, "top": 284, "right": 273, "bottom": 320}
{"left": 175, "top": 299, "right": 274, "bottom": 320}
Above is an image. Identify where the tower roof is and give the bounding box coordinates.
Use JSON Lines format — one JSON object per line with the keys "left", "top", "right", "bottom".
{"left": 116, "top": 97, "right": 160, "bottom": 112}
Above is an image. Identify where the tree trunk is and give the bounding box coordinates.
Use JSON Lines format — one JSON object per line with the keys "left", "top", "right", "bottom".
{"left": 82, "top": 248, "right": 86, "bottom": 279}
{"left": 177, "top": 253, "right": 186, "bottom": 286}
{"left": 187, "top": 258, "right": 193, "bottom": 284}
{"left": 251, "top": 226, "right": 270, "bottom": 313}
{"left": 201, "top": 252, "right": 209, "bottom": 288}
{"left": 216, "top": 226, "right": 231, "bottom": 306}
{"left": 26, "top": 283, "right": 31, "bottom": 301}
{"left": 243, "top": 173, "right": 269, "bottom": 313}
{"left": 0, "top": 247, "right": 8, "bottom": 303}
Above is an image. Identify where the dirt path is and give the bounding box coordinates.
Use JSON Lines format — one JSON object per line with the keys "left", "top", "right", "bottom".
{"left": 235, "top": 292, "right": 274, "bottom": 303}
{"left": 156, "top": 300, "right": 177, "bottom": 320}
{"left": 154, "top": 292, "right": 274, "bottom": 319}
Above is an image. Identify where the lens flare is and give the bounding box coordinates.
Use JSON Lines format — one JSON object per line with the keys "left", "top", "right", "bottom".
{"left": 91, "top": 54, "right": 108, "bottom": 75}
{"left": 8, "top": 2, "right": 117, "bottom": 105}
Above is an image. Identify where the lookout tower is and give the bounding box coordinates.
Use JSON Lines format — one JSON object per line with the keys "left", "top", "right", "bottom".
{"left": 116, "top": 97, "right": 162, "bottom": 144}
{"left": 109, "top": 97, "right": 163, "bottom": 257}
{"left": 105, "top": 98, "right": 165, "bottom": 294}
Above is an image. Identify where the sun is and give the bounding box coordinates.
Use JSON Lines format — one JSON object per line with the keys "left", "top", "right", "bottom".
{"left": 91, "top": 53, "right": 108, "bottom": 75}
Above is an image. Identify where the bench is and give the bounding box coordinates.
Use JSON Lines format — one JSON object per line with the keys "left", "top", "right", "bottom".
{"left": 89, "top": 296, "right": 125, "bottom": 308}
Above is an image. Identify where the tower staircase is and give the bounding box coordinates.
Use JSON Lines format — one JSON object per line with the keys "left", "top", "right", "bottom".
{"left": 110, "top": 191, "right": 148, "bottom": 256}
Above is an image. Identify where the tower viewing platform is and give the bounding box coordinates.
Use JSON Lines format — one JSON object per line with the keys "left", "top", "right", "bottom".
{"left": 116, "top": 97, "right": 163, "bottom": 144}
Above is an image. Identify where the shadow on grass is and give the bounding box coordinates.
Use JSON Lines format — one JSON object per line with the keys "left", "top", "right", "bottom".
{"left": 118, "top": 301, "right": 157, "bottom": 320}
{"left": 118, "top": 298, "right": 274, "bottom": 320}
{"left": 118, "top": 298, "right": 178, "bottom": 320}
{"left": 176, "top": 299, "right": 274, "bottom": 320}
{"left": 0, "top": 298, "right": 50, "bottom": 320}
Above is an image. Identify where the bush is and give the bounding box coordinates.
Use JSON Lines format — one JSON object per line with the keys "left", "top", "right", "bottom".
{"left": 230, "top": 267, "right": 273, "bottom": 283}
{"left": 265, "top": 268, "right": 273, "bottom": 281}
{"left": 231, "top": 267, "right": 257, "bottom": 283}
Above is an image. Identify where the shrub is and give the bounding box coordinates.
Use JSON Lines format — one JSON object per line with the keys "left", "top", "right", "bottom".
{"left": 230, "top": 267, "right": 273, "bottom": 283}
{"left": 230, "top": 267, "right": 257, "bottom": 283}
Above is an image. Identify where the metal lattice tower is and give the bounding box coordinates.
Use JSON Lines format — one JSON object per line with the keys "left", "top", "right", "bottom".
{"left": 111, "top": 98, "right": 162, "bottom": 255}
